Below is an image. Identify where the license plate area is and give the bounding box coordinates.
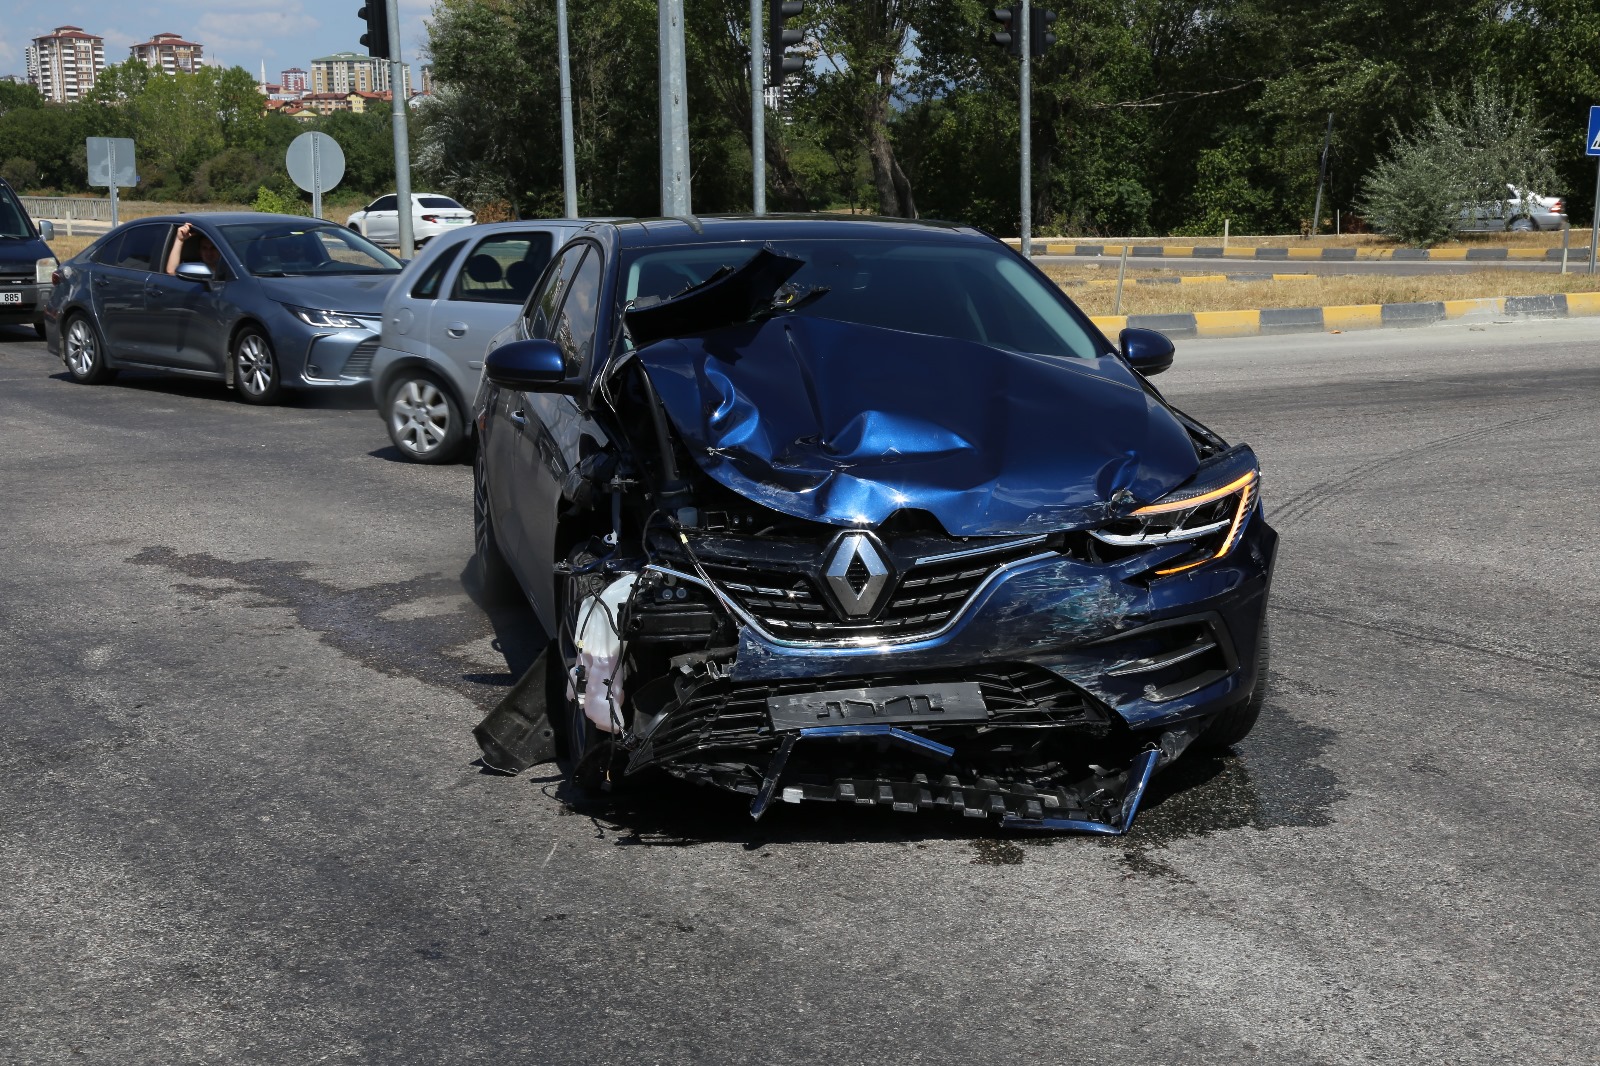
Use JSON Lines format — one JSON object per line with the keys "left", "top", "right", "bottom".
{"left": 767, "top": 682, "right": 988, "bottom": 731}
{"left": 0, "top": 292, "right": 22, "bottom": 304}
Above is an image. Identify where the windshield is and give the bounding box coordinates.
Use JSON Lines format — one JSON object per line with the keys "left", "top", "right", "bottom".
{"left": 620, "top": 238, "right": 1105, "bottom": 361}
{"left": 0, "top": 188, "right": 35, "bottom": 239}
{"left": 218, "top": 221, "right": 402, "bottom": 277}
{"left": 418, "top": 196, "right": 463, "bottom": 209}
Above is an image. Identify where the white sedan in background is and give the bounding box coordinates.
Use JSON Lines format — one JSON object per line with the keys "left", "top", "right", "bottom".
{"left": 346, "top": 193, "right": 475, "bottom": 246}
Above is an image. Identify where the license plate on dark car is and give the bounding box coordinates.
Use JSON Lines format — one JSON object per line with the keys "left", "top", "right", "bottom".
{"left": 0, "top": 292, "right": 21, "bottom": 304}
{"left": 767, "top": 682, "right": 988, "bottom": 731}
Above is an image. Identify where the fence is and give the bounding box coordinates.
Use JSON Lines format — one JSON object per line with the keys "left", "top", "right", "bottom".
{"left": 21, "top": 196, "right": 116, "bottom": 221}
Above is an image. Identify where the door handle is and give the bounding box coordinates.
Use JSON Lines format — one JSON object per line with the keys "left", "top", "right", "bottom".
{"left": 93, "top": 276, "right": 109, "bottom": 287}
{"left": 445, "top": 322, "right": 468, "bottom": 337}
{"left": 509, "top": 409, "right": 528, "bottom": 428}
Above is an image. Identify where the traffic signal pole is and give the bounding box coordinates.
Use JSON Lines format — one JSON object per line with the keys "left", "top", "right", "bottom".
{"left": 384, "top": 0, "right": 414, "bottom": 258}
{"left": 1019, "top": 0, "right": 1031, "bottom": 258}
{"left": 558, "top": 0, "right": 578, "bottom": 217}
{"left": 751, "top": 0, "right": 765, "bottom": 215}
{"left": 659, "top": 0, "right": 692, "bottom": 217}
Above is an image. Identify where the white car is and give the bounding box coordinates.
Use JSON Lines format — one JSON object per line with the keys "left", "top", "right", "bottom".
{"left": 1459, "top": 185, "right": 1566, "bottom": 232}
{"left": 346, "top": 193, "right": 476, "bottom": 246}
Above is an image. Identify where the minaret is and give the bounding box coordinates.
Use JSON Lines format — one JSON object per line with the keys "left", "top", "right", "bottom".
{"left": 260, "top": 60, "right": 266, "bottom": 90}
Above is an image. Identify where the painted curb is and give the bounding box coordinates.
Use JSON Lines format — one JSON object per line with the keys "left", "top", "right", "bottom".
{"left": 1036, "top": 242, "right": 1593, "bottom": 262}
{"left": 1088, "top": 291, "right": 1600, "bottom": 339}
{"left": 1058, "top": 272, "right": 1316, "bottom": 288}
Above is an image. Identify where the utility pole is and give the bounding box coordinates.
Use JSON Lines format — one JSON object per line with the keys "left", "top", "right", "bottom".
{"left": 658, "top": 0, "right": 691, "bottom": 217}
{"left": 750, "top": 0, "right": 764, "bottom": 215}
{"left": 557, "top": 0, "right": 578, "bottom": 217}
{"left": 1310, "top": 112, "right": 1333, "bottom": 238}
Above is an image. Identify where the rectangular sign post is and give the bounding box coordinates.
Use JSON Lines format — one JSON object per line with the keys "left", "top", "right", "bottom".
{"left": 86, "top": 137, "right": 137, "bottom": 228}
{"left": 1587, "top": 106, "right": 1600, "bottom": 274}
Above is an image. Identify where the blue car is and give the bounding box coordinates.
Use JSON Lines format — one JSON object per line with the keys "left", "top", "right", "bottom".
{"left": 44, "top": 212, "right": 402, "bottom": 403}
{"left": 0, "top": 177, "right": 57, "bottom": 338}
{"left": 470, "top": 217, "right": 1277, "bottom": 836}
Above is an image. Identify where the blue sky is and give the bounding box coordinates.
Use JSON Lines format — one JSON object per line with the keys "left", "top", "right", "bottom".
{"left": 3, "top": 0, "right": 435, "bottom": 83}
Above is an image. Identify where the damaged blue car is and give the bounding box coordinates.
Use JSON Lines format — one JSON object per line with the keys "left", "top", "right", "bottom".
{"left": 471, "top": 217, "right": 1276, "bottom": 835}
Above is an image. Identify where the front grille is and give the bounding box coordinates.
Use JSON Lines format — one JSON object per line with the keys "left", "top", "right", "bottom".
{"left": 341, "top": 337, "right": 379, "bottom": 378}
{"left": 0, "top": 274, "right": 33, "bottom": 285}
{"left": 634, "top": 663, "right": 1102, "bottom": 770}
{"left": 689, "top": 535, "right": 1050, "bottom": 643}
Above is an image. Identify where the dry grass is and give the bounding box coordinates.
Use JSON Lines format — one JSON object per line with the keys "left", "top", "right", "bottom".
{"left": 45, "top": 234, "right": 98, "bottom": 261}
{"left": 1063, "top": 270, "right": 1600, "bottom": 316}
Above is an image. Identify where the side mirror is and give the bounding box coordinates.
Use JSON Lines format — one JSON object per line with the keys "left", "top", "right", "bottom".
{"left": 176, "top": 261, "right": 215, "bottom": 282}
{"left": 484, "top": 338, "right": 580, "bottom": 393}
{"left": 1120, "top": 327, "right": 1175, "bottom": 376}
{"left": 38, "top": 220, "right": 54, "bottom": 241}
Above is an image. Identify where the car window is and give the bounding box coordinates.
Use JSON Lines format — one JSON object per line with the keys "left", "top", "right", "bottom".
{"left": 551, "top": 247, "right": 602, "bottom": 376}
{"left": 527, "top": 243, "right": 587, "bottom": 339}
{"left": 621, "top": 239, "right": 1104, "bottom": 362}
{"left": 219, "top": 222, "right": 402, "bottom": 276}
{"left": 410, "top": 242, "right": 464, "bottom": 299}
{"left": 452, "top": 232, "right": 554, "bottom": 304}
{"left": 418, "top": 196, "right": 463, "bottom": 210}
{"left": 371, "top": 195, "right": 399, "bottom": 212}
{"left": 105, "top": 224, "right": 171, "bottom": 272}
{"left": 90, "top": 232, "right": 126, "bottom": 266}
{"left": 0, "top": 187, "right": 32, "bottom": 238}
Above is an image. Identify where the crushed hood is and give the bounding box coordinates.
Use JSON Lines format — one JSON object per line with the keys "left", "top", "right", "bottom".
{"left": 636, "top": 315, "right": 1201, "bottom": 536}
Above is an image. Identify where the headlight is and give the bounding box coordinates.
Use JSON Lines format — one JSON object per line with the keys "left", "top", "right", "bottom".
{"left": 287, "top": 305, "right": 366, "bottom": 328}
{"left": 1093, "top": 446, "right": 1260, "bottom": 575}
{"left": 36, "top": 257, "right": 58, "bottom": 284}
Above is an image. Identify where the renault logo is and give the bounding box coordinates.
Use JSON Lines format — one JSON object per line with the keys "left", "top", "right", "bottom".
{"left": 823, "top": 533, "right": 892, "bottom": 618}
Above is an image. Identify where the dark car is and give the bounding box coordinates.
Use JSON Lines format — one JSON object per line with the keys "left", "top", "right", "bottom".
{"left": 470, "top": 217, "right": 1277, "bottom": 836}
{"left": 0, "top": 178, "right": 57, "bottom": 338}
{"left": 43, "top": 213, "right": 403, "bottom": 403}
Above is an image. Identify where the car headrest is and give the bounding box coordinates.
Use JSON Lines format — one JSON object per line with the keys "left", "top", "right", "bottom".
{"left": 464, "top": 253, "right": 504, "bottom": 285}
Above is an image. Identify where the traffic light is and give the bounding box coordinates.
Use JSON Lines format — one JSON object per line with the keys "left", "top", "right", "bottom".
{"left": 1030, "top": 8, "right": 1057, "bottom": 56}
{"left": 769, "top": 1, "right": 806, "bottom": 86}
{"left": 358, "top": 3, "right": 390, "bottom": 60}
{"left": 989, "top": 8, "right": 1021, "bottom": 58}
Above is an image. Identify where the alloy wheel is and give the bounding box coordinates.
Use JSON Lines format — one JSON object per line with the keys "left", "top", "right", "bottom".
{"left": 236, "top": 334, "right": 274, "bottom": 396}
{"left": 390, "top": 379, "right": 450, "bottom": 455}
{"left": 65, "top": 318, "right": 96, "bottom": 378}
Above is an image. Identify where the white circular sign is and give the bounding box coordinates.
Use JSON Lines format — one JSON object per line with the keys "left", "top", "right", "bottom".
{"left": 285, "top": 132, "right": 346, "bottom": 194}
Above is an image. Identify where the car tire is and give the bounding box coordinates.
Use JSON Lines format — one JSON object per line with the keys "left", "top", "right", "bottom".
{"left": 472, "top": 448, "right": 518, "bottom": 604}
{"left": 557, "top": 550, "right": 615, "bottom": 794}
{"left": 1509, "top": 217, "right": 1535, "bottom": 232}
{"left": 232, "top": 327, "right": 283, "bottom": 405}
{"left": 385, "top": 371, "right": 464, "bottom": 463}
{"left": 1194, "top": 618, "right": 1270, "bottom": 753}
{"left": 62, "top": 313, "right": 116, "bottom": 385}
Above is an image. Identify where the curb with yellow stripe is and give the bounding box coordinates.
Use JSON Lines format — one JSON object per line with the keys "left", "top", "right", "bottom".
{"left": 1060, "top": 272, "right": 1316, "bottom": 289}
{"left": 1035, "top": 242, "right": 1589, "bottom": 262}
{"left": 1088, "top": 291, "right": 1600, "bottom": 339}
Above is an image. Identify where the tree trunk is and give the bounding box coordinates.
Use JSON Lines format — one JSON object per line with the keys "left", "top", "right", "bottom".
{"left": 864, "top": 70, "right": 915, "bottom": 218}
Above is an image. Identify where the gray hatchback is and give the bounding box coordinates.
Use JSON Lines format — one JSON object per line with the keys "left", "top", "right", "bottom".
{"left": 44, "top": 213, "right": 403, "bottom": 403}
{"left": 370, "top": 219, "right": 598, "bottom": 462}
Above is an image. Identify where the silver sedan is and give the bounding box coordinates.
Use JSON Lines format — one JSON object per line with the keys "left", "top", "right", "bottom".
{"left": 370, "top": 219, "right": 598, "bottom": 462}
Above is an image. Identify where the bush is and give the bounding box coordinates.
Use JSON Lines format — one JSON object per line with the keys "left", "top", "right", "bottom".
{"left": 1358, "top": 136, "right": 1459, "bottom": 247}
{"left": 1, "top": 157, "right": 39, "bottom": 191}
{"left": 252, "top": 185, "right": 308, "bottom": 216}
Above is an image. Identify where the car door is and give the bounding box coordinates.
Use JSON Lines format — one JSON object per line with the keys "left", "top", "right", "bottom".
{"left": 483, "top": 242, "right": 587, "bottom": 611}
{"left": 90, "top": 223, "right": 170, "bottom": 360}
{"left": 513, "top": 242, "right": 604, "bottom": 627}
{"left": 430, "top": 229, "right": 556, "bottom": 393}
{"left": 364, "top": 195, "right": 399, "bottom": 243}
{"left": 141, "top": 237, "right": 234, "bottom": 373}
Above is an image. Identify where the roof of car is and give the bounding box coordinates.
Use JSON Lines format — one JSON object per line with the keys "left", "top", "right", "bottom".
{"left": 598, "top": 214, "right": 990, "bottom": 250}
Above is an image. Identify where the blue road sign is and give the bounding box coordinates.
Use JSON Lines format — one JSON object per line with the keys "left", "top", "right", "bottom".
{"left": 1588, "top": 106, "right": 1600, "bottom": 156}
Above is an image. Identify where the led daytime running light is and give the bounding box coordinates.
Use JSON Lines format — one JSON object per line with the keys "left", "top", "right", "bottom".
{"left": 1152, "top": 472, "right": 1259, "bottom": 576}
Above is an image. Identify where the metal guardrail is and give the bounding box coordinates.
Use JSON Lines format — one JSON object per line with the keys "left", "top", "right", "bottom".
{"left": 21, "top": 196, "right": 115, "bottom": 221}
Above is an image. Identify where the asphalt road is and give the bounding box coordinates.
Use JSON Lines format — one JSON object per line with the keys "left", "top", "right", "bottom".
{"left": 1033, "top": 253, "right": 1593, "bottom": 275}
{"left": 2, "top": 319, "right": 1596, "bottom": 1064}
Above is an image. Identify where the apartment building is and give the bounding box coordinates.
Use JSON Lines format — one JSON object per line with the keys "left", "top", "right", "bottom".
{"left": 280, "top": 68, "right": 308, "bottom": 94}
{"left": 130, "top": 32, "right": 204, "bottom": 75}
{"left": 310, "top": 53, "right": 410, "bottom": 98}
{"left": 24, "top": 26, "right": 106, "bottom": 103}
